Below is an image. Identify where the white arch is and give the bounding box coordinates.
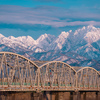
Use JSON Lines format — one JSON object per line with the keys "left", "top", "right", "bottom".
{"left": 76, "top": 66, "right": 100, "bottom": 75}
{"left": 39, "top": 61, "right": 76, "bottom": 73}
{"left": 0, "top": 52, "right": 39, "bottom": 68}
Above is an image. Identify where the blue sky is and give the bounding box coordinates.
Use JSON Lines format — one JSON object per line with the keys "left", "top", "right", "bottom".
{"left": 0, "top": 0, "right": 100, "bottom": 39}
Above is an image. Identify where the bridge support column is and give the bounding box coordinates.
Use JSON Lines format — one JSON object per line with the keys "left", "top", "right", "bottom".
{"left": 56, "top": 92, "right": 71, "bottom": 100}
{"left": 33, "top": 92, "right": 42, "bottom": 100}
{"left": 70, "top": 92, "right": 73, "bottom": 100}
{"left": 0, "top": 92, "right": 6, "bottom": 100}
{"left": 73, "top": 91, "right": 81, "bottom": 100}
{"left": 96, "top": 92, "right": 100, "bottom": 100}
{"left": 63, "top": 92, "right": 70, "bottom": 100}
{"left": 44, "top": 91, "right": 57, "bottom": 100}
{"left": 98, "top": 92, "right": 100, "bottom": 100}
{"left": 51, "top": 92, "right": 56, "bottom": 100}
{"left": 45, "top": 91, "right": 52, "bottom": 100}
{"left": 85, "top": 92, "right": 97, "bottom": 100}
{"left": 57, "top": 92, "right": 64, "bottom": 100}
{"left": 80, "top": 92, "right": 86, "bottom": 100}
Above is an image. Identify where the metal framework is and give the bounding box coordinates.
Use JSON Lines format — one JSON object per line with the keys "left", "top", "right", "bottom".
{"left": 0, "top": 52, "right": 100, "bottom": 91}
{"left": 0, "top": 52, "right": 38, "bottom": 91}
{"left": 39, "top": 61, "right": 76, "bottom": 91}
{"left": 76, "top": 67, "right": 100, "bottom": 91}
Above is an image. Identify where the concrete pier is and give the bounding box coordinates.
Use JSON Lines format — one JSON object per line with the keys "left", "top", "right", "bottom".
{"left": 0, "top": 91, "right": 100, "bottom": 100}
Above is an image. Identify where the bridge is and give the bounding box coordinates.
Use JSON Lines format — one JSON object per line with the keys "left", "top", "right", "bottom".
{"left": 0, "top": 52, "right": 100, "bottom": 92}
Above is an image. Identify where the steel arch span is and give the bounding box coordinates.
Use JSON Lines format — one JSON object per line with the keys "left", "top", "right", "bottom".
{"left": 0, "top": 52, "right": 100, "bottom": 92}
{"left": 39, "top": 61, "right": 77, "bottom": 91}
{"left": 76, "top": 67, "right": 100, "bottom": 91}
{"left": 0, "top": 52, "right": 39, "bottom": 91}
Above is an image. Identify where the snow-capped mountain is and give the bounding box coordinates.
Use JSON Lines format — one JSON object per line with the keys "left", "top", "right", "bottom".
{"left": 73, "top": 25, "right": 100, "bottom": 44}
{"left": 0, "top": 34, "right": 44, "bottom": 53}
{"left": 49, "top": 31, "right": 70, "bottom": 50}
{"left": 36, "top": 33, "right": 56, "bottom": 50}
{"left": 8, "top": 35, "right": 36, "bottom": 46}
{"left": 0, "top": 25, "right": 100, "bottom": 70}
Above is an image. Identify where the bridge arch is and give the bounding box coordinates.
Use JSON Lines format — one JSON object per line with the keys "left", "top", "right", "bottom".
{"left": 39, "top": 61, "right": 76, "bottom": 90}
{"left": 0, "top": 52, "right": 100, "bottom": 91}
{"left": 0, "top": 52, "right": 39, "bottom": 89}
{"left": 76, "top": 67, "right": 100, "bottom": 90}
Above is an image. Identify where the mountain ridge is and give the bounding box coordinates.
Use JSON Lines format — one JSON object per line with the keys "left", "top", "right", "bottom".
{"left": 0, "top": 25, "right": 100, "bottom": 70}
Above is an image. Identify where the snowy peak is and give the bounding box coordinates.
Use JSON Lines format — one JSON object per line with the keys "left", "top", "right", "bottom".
{"left": 74, "top": 25, "right": 95, "bottom": 35}
{"left": 55, "top": 31, "right": 69, "bottom": 47}
{"left": 74, "top": 25, "right": 99, "bottom": 35}
{"left": 87, "top": 25, "right": 96, "bottom": 30}
{"left": 36, "top": 33, "right": 56, "bottom": 49}
{"left": 8, "top": 35, "right": 35, "bottom": 42}
{"left": 84, "top": 30, "right": 100, "bottom": 43}
{"left": 0, "top": 34, "right": 39, "bottom": 52}
{"left": 84, "top": 25, "right": 100, "bottom": 43}
{"left": 36, "top": 33, "right": 55, "bottom": 43}
{"left": 17, "top": 35, "right": 35, "bottom": 42}
{"left": 8, "top": 35, "right": 36, "bottom": 47}
{"left": 0, "top": 25, "right": 100, "bottom": 53}
{"left": 0, "top": 25, "right": 100, "bottom": 70}
{"left": 8, "top": 36, "right": 15, "bottom": 40}
{"left": 37, "top": 33, "right": 48, "bottom": 42}
{"left": 73, "top": 25, "right": 100, "bottom": 43}
{"left": 0, "top": 34, "right": 5, "bottom": 38}
{"left": 58, "top": 31, "right": 69, "bottom": 39}
{"left": 49, "top": 31, "right": 70, "bottom": 50}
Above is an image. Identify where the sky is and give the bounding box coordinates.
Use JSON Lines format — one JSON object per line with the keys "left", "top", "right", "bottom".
{"left": 0, "top": 0, "right": 100, "bottom": 39}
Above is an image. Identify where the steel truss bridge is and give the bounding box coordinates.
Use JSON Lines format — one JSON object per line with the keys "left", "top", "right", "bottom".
{"left": 0, "top": 52, "right": 100, "bottom": 92}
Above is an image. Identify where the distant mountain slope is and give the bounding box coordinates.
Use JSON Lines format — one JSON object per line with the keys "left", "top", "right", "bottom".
{"left": 0, "top": 25, "right": 100, "bottom": 70}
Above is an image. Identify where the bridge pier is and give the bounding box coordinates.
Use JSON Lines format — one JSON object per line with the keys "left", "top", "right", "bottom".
{"left": 52, "top": 91, "right": 75, "bottom": 100}
{"left": 73, "top": 91, "right": 81, "bottom": 100}
{"left": 96, "top": 92, "right": 100, "bottom": 100}
{"left": 64, "top": 92, "right": 70, "bottom": 100}
{"left": 0, "top": 91, "right": 33, "bottom": 100}
{"left": 46, "top": 91, "right": 51, "bottom": 100}
{"left": 70, "top": 92, "right": 73, "bottom": 100}
{"left": 43, "top": 91, "right": 56, "bottom": 100}
{"left": 44, "top": 91, "right": 71, "bottom": 100}
{"left": 57, "top": 92, "right": 70, "bottom": 100}
{"left": 0, "top": 91, "right": 99, "bottom": 100}
{"left": 44, "top": 91, "right": 52, "bottom": 100}
{"left": 85, "top": 92, "right": 97, "bottom": 100}
{"left": 34, "top": 91, "right": 100, "bottom": 100}
{"left": 56, "top": 91, "right": 82, "bottom": 100}
{"left": 0, "top": 92, "right": 6, "bottom": 100}
{"left": 79, "top": 92, "right": 86, "bottom": 100}
{"left": 33, "top": 92, "right": 40, "bottom": 100}
{"left": 57, "top": 92, "right": 63, "bottom": 100}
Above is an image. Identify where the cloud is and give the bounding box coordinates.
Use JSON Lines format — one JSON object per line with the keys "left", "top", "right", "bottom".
{"left": 58, "top": 21, "right": 100, "bottom": 27}
{"left": 0, "top": 5, "right": 100, "bottom": 28}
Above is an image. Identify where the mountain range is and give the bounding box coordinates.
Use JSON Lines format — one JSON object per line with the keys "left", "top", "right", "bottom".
{"left": 0, "top": 25, "right": 100, "bottom": 70}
